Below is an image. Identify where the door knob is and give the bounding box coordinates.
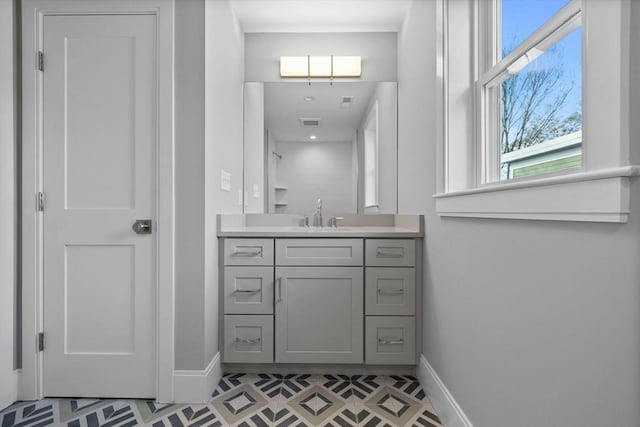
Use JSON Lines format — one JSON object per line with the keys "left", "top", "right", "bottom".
{"left": 132, "top": 219, "right": 152, "bottom": 234}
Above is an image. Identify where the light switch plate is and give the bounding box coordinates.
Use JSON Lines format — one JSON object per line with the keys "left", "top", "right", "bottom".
{"left": 221, "top": 170, "right": 231, "bottom": 192}
{"left": 253, "top": 184, "right": 260, "bottom": 198}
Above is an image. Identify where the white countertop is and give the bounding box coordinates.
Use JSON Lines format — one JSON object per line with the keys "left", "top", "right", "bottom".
{"left": 218, "top": 225, "right": 423, "bottom": 238}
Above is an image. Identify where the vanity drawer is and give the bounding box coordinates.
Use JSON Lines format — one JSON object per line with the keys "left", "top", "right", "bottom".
{"left": 365, "top": 268, "right": 415, "bottom": 316}
{"left": 223, "top": 315, "right": 274, "bottom": 363}
{"left": 276, "top": 238, "right": 363, "bottom": 266}
{"left": 365, "top": 239, "right": 415, "bottom": 267}
{"left": 224, "top": 267, "right": 274, "bottom": 315}
{"left": 366, "top": 316, "right": 415, "bottom": 365}
{"left": 224, "top": 238, "right": 274, "bottom": 266}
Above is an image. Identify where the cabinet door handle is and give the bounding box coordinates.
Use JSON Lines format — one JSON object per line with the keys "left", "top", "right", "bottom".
{"left": 376, "top": 248, "right": 404, "bottom": 258}
{"left": 276, "top": 277, "right": 283, "bottom": 302}
{"left": 233, "top": 289, "right": 261, "bottom": 295}
{"left": 235, "top": 337, "right": 261, "bottom": 344}
{"left": 378, "top": 338, "right": 405, "bottom": 345}
{"left": 377, "top": 289, "right": 404, "bottom": 295}
{"left": 233, "top": 248, "right": 263, "bottom": 257}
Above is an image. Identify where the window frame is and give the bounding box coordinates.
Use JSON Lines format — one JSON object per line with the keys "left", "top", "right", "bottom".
{"left": 434, "top": 0, "right": 638, "bottom": 223}
{"left": 477, "top": 0, "right": 583, "bottom": 185}
{"left": 364, "top": 100, "right": 379, "bottom": 209}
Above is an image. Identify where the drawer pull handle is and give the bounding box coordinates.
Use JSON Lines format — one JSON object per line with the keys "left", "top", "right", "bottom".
{"left": 376, "top": 248, "right": 404, "bottom": 258}
{"left": 378, "top": 338, "right": 404, "bottom": 345}
{"left": 377, "top": 289, "right": 404, "bottom": 295}
{"left": 233, "top": 289, "right": 261, "bottom": 295}
{"left": 233, "top": 249, "right": 263, "bottom": 257}
{"left": 235, "top": 337, "right": 261, "bottom": 344}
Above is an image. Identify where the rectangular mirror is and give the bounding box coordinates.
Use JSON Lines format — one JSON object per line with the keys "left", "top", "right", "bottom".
{"left": 243, "top": 81, "right": 397, "bottom": 215}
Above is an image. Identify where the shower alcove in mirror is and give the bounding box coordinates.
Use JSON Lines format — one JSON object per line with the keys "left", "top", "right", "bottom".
{"left": 243, "top": 81, "right": 397, "bottom": 216}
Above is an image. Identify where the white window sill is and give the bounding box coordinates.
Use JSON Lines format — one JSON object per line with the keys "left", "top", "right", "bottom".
{"left": 433, "top": 166, "right": 640, "bottom": 223}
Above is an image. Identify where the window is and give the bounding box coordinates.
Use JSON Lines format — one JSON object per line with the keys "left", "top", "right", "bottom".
{"left": 434, "top": 0, "right": 635, "bottom": 222}
{"left": 478, "top": 0, "right": 582, "bottom": 183}
{"left": 364, "top": 101, "right": 379, "bottom": 208}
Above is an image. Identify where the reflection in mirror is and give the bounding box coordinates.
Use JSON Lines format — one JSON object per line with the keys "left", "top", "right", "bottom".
{"left": 243, "top": 81, "right": 397, "bottom": 216}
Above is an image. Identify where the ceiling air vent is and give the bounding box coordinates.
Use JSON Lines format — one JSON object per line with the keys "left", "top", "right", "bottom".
{"left": 341, "top": 96, "right": 354, "bottom": 109}
{"left": 299, "top": 118, "right": 322, "bottom": 127}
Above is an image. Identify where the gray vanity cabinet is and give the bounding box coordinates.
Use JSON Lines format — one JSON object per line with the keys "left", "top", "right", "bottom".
{"left": 275, "top": 266, "right": 364, "bottom": 364}
{"left": 221, "top": 235, "right": 419, "bottom": 366}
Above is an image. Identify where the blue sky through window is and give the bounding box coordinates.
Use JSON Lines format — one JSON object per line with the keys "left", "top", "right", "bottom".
{"left": 502, "top": 0, "right": 581, "bottom": 118}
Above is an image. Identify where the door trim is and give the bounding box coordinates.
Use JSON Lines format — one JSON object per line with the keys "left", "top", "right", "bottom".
{"left": 20, "top": 0, "right": 175, "bottom": 402}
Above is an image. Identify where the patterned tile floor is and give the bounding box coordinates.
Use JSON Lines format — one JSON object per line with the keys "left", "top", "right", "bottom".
{"left": 0, "top": 374, "right": 442, "bottom": 427}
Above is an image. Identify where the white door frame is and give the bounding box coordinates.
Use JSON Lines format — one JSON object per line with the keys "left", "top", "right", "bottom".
{"left": 21, "top": 0, "right": 175, "bottom": 403}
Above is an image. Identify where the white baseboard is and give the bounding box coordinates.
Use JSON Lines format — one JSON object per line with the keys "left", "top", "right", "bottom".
{"left": 173, "top": 352, "right": 221, "bottom": 404}
{"left": 417, "top": 355, "right": 474, "bottom": 427}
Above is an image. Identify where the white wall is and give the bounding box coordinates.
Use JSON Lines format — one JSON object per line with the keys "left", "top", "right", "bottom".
{"left": 174, "top": 0, "right": 206, "bottom": 371}
{"left": 243, "top": 82, "right": 265, "bottom": 213}
{"left": 398, "top": 1, "right": 640, "bottom": 427}
{"left": 0, "top": 0, "right": 18, "bottom": 409}
{"left": 358, "top": 82, "right": 397, "bottom": 213}
{"left": 274, "top": 140, "right": 354, "bottom": 216}
{"left": 204, "top": 0, "right": 245, "bottom": 367}
{"left": 245, "top": 32, "right": 397, "bottom": 82}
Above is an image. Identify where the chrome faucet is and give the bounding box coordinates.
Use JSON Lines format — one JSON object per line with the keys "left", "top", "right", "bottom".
{"left": 314, "top": 198, "right": 323, "bottom": 227}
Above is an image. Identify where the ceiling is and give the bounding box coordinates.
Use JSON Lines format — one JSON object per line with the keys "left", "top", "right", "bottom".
{"left": 230, "top": 0, "right": 411, "bottom": 33}
{"left": 265, "top": 81, "right": 376, "bottom": 143}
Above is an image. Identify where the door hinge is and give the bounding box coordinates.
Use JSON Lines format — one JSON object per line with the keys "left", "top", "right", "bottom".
{"left": 36, "top": 192, "right": 45, "bottom": 212}
{"left": 37, "top": 51, "right": 44, "bottom": 72}
{"left": 37, "top": 332, "right": 45, "bottom": 352}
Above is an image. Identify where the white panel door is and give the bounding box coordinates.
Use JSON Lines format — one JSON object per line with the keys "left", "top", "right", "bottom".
{"left": 43, "top": 14, "right": 157, "bottom": 398}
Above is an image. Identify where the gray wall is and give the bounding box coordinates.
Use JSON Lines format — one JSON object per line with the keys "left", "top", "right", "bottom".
{"left": 175, "top": 0, "right": 245, "bottom": 371}
{"left": 0, "top": 0, "right": 18, "bottom": 406}
{"left": 204, "top": 0, "right": 245, "bottom": 368}
{"left": 274, "top": 140, "right": 354, "bottom": 216}
{"left": 398, "top": 1, "right": 640, "bottom": 427}
{"left": 245, "top": 32, "right": 397, "bottom": 82}
{"left": 174, "top": 0, "right": 206, "bottom": 371}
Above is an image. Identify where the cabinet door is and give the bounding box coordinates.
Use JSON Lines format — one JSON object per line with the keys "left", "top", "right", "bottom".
{"left": 224, "top": 266, "right": 274, "bottom": 315}
{"left": 275, "top": 267, "right": 363, "bottom": 363}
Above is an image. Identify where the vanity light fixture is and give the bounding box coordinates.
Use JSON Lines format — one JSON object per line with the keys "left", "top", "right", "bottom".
{"left": 309, "top": 135, "right": 317, "bottom": 140}
{"left": 304, "top": 96, "right": 315, "bottom": 102}
{"left": 280, "top": 56, "right": 362, "bottom": 79}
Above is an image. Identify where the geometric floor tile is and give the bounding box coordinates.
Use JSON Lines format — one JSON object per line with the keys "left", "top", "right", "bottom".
{"left": 150, "top": 405, "right": 222, "bottom": 427}
{"left": 348, "top": 375, "right": 386, "bottom": 402}
{"left": 210, "top": 383, "right": 277, "bottom": 426}
{"left": 360, "top": 386, "right": 423, "bottom": 426}
{"left": 288, "top": 385, "right": 353, "bottom": 425}
{"left": 66, "top": 401, "right": 138, "bottom": 427}
{"left": 0, "top": 399, "right": 57, "bottom": 427}
{"left": 0, "top": 373, "right": 441, "bottom": 427}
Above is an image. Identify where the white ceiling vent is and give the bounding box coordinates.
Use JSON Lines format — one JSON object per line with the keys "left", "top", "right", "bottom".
{"left": 299, "top": 118, "right": 322, "bottom": 127}
{"left": 341, "top": 96, "right": 354, "bottom": 108}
